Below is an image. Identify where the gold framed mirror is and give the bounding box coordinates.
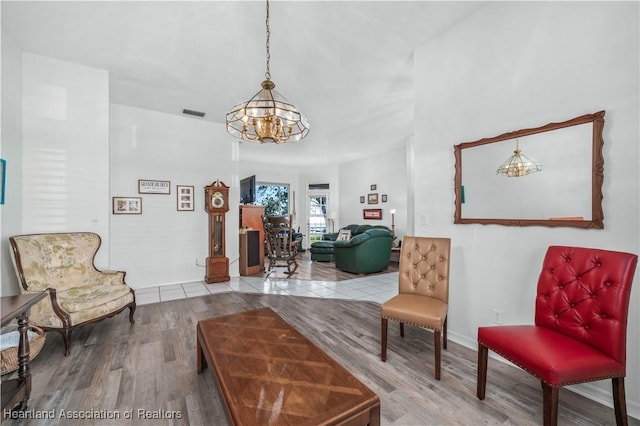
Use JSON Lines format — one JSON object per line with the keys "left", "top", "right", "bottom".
{"left": 454, "top": 111, "right": 604, "bottom": 228}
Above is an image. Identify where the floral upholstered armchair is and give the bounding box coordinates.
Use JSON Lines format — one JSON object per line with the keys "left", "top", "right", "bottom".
{"left": 9, "top": 232, "right": 136, "bottom": 355}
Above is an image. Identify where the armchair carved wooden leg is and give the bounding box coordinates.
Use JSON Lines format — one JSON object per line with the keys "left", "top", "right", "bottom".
{"left": 129, "top": 305, "right": 136, "bottom": 324}
{"left": 61, "top": 328, "right": 72, "bottom": 357}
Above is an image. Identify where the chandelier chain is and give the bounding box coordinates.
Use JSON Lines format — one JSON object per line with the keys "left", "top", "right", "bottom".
{"left": 265, "top": 0, "right": 271, "bottom": 81}
{"left": 225, "top": 0, "right": 309, "bottom": 144}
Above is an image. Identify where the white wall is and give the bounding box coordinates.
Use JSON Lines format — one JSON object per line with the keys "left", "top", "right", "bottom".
{"left": 22, "top": 54, "right": 110, "bottom": 240}
{"left": 339, "top": 145, "right": 407, "bottom": 239}
{"left": 0, "top": 32, "right": 23, "bottom": 296}
{"left": 414, "top": 1, "right": 639, "bottom": 416}
{"left": 110, "top": 104, "right": 238, "bottom": 288}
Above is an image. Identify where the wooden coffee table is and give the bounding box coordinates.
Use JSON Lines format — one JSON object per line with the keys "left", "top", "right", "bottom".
{"left": 197, "top": 307, "right": 380, "bottom": 425}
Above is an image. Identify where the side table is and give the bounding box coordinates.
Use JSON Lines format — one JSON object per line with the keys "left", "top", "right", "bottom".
{"left": 1, "top": 292, "right": 47, "bottom": 416}
{"left": 390, "top": 247, "right": 401, "bottom": 264}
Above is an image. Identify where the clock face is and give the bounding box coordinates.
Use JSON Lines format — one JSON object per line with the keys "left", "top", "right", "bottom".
{"left": 211, "top": 191, "right": 225, "bottom": 209}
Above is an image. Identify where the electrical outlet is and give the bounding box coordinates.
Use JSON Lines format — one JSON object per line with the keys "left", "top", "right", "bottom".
{"left": 492, "top": 308, "right": 503, "bottom": 325}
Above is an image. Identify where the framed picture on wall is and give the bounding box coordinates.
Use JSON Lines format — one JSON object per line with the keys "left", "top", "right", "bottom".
{"left": 113, "top": 197, "right": 142, "bottom": 214}
{"left": 382, "top": 194, "right": 387, "bottom": 202}
{"left": 370, "top": 184, "right": 377, "bottom": 191}
{"left": 363, "top": 208, "right": 383, "bottom": 220}
{"left": 138, "top": 179, "right": 170, "bottom": 194}
{"left": 177, "top": 185, "right": 194, "bottom": 211}
{"left": 360, "top": 196, "right": 365, "bottom": 203}
{"left": 367, "top": 193, "right": 378, "bottom": 204}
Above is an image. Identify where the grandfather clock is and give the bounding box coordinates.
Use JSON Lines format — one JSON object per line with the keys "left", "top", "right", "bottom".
{"left": 204, "top": 180, "right": 230, "bottom": 283}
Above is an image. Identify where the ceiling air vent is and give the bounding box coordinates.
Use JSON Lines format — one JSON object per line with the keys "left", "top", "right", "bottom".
{"left": 182, "top": 109, "right": 206, "bottom": 118}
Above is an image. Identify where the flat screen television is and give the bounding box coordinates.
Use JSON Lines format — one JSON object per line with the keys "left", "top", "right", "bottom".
{"left": 240, "top": 175, "right": 256, "bottom": 204}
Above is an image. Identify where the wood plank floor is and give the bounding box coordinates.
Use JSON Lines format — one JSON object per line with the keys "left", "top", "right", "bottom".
{"left": 6, "top": 293, "right": 637, "bottom": 425}
{"left": 255, "top": 250, "right": 398, "bottom": 281}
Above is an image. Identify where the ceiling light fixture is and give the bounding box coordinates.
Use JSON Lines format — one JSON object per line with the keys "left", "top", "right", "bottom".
{"left": 496, "top": 139, "right": 542, "bottom": 177}
{"left": 225, "top": 0, "right": 310, "bottom": 144}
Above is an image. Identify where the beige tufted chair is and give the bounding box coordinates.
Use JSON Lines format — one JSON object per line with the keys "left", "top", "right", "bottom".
{"left": 380, "top": 236, "right": 451, "bottom": 380}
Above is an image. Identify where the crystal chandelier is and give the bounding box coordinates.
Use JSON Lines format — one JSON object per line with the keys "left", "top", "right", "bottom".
{"left": 496, "top": 139, "right": 542, "bottom": 177}
{"left": 226, "top": 0, "right": 310, "bottom": 144}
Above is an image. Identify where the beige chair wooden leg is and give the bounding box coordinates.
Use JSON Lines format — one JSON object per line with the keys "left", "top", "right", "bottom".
{"left": 434, "top": 330, "right": 441, "bottom": 380}
{"left": 381, "top": 318, "right": 388, "bottom": 362}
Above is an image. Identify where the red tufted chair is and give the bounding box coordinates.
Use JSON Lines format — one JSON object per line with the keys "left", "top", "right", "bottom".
{"left": 477, "top": 246, "right": 638, "bottom": 426}
{"left": 381, "top": 236, "right": 451, "bottom": 380}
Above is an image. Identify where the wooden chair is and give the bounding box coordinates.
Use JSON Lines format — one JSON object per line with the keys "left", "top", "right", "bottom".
{"left": 477, "top": 246, "right": 638, "bottom": 426}
{"left": 380, "top": 236, "right": 451, "bottom": 379}
{"left": 262, "top": 215, "right": 302, "bottom": 276}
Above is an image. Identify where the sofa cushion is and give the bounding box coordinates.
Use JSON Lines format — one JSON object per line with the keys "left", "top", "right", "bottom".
{"left": 334, "top": 232, "right": 371, "bottom": 248}
{"left": 58, "top": 284, "right": 133, "bottom": 313}
{"left": 67, "top": 291, "right": 135, "bottom": 326}
{"left": 310, "top": 240, "right": 335, "bottom": 254}
{"left": 366, "top": 228, "right": 394, "bottom": 238}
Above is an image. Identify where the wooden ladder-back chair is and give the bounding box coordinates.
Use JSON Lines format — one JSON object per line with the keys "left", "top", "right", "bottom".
{"left": 262, "top": 215, "right": 302, "bottom": 276}
{"left": 477, "top": 245, "right": 638, "bottom": 426}
{"left": 380, "top": 236, "right": 451, "bottom": 380}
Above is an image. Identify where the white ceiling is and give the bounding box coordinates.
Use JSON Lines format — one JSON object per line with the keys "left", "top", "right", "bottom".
{"left": 2, "top": 1, "right": 487, "bottom": 167}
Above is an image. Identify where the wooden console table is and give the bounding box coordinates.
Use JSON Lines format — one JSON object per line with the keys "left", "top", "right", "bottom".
{"left": 1, "top": 292, "right": 47, "bottom": 416}
{"left": 390, "top": 247, "right": 401, "bottom": 264}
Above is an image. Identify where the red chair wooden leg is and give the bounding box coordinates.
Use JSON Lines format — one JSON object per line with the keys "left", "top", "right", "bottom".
{"left": 612, "top": 377, "right": 629, "bottom": 426}
{"left": 381, "top": 318, "right": 388, "bottom": 362}
{"left": 542, "top": 383, "right": 559, "bottom": 426}
{"left": 434, "top": 330, "right": 441, "bottom": 380}
{"left": 477, "top": 344, "right": 488, "bottom": 400}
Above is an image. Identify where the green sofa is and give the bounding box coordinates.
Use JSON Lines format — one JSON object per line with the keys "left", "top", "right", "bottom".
{"left": 332, "top": 226, "right": 394, "bottom": 274}
{"left": 310, "top": 224, "right": 390, "bottom": 263}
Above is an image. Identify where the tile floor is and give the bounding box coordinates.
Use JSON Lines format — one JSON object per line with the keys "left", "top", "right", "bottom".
{"left": 134, "top": 272, "right": 400, "bottom": 306}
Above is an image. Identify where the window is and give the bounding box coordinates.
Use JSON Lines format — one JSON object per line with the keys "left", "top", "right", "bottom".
{"left": 308, "top": 191, "right": 329, "bottom": 243}
{"left": 256, "top": 183, "right": 289, "bottom": 216}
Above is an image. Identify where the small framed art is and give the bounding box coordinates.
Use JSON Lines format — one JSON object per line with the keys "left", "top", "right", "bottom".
{"left": 368, "top": 193, "right": 378, "bottom": 204}
{"left": 370, "top": 184, "right": 377, "bottom": 190}
{"left": 360, "top": 196, "right": 365, "bottom": 204}
{"left": 138, "top": 179, "right": 170, "bottom": 194}
{"left": 382, "top": 194, "right": 387, "bottom": 202}
{"left": 113, "top": 197, "right": 142, "bottom": 214}
{"left": 177, "top": 185, "right": 194, "bottom": 211}
{"left": 363, "top": 208, "right": 382, "bottom": 220}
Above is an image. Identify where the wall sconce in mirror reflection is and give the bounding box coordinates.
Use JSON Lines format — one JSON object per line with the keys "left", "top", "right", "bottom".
{"left": 390, "top": 209, "right": 396, "bottom": 237}
{"left": 496, "top": 138, "right": 542, "bottom": 177}
{"left": 327, "top": 211, "right": 337, "bottom": 233}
